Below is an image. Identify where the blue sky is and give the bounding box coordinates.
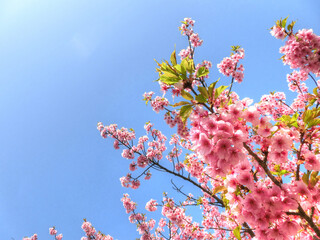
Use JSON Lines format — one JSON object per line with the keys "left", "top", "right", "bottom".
{"left": 0, "top": 0, "right": 319, "bottom": 239}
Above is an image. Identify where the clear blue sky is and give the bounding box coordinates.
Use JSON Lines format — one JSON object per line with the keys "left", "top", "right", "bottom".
{"left": 0, "top": 0, "right": 319, "bottom": 239}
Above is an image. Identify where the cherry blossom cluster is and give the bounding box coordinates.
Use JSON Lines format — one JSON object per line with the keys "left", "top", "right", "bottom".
{"left": 287, "top": 70, "right": 309, "bottom": 93}
{"left": 49, "top": 227, "right": 63, "bottom": 240}
{"left": 179, "top": 17, "right": 195, "bottom": 36}
{"left": 95, "top": 17, "right": 320, "bottom": 240}
{"left": 150, "top": 96, "right": 169, "bottom": 113}
{"left": 145, "top": 199, "right": 158, "bottom": 212}
{"left": 190, "top": 105, "right": 248, "bottom": 177}
{"left": 190, "top": 33, "right": 203, "bottom": 47}
{"left": 122, "top": 194, "right": 157, "bottom": 239}
{"left": 164, "top": 110, "right": 189, "bottom": 138}
{"left": 178, "top": 46, "right": 191, "bottom": 60}
{"left": 217, "top": 48, "right": 245, "bottom": 83}
{"left": 23, "top": 234, "right": 38, "bottom": 240}
{"left": 270, "top": 25, "right": 287, "bottom": 40}
{"left": 194, "top": 60, "right": 212, "bottom": 79}
{"left": 143, "top": 91, "right": 154, "bottom": 102}
{"left": 81, "top": 221, "right": 113, "bottom": 240}
{"left": 258, "top": 91, "right": 293, "bottom": 119}
{"left": 179, "top": 18, "right": 203, "bottom": 61}
{"left": 277, "top": 28, "right": 320, "bottom": 76}
{"left": 98, "top": 121, "right": 169, "bottom": 189}
{"left": 25, "top": 17, "right": 320, "bottom": 240}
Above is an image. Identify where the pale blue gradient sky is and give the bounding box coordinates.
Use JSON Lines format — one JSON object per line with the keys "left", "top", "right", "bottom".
{"left": 0, "top": 0, "right": 319, "bottom": 239}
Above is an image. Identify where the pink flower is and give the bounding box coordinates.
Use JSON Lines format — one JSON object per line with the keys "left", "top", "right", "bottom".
{"left": 145, "top": 199, "right": 157, "bottom": 212}
{"left": 190, "top": 33, "right": 203, "bottom": 47}
{"left": 270, "top": 26, "right": 287, "bottom": 40}
{"left": 243, "top": 106, "right": 260, "bottom": 126}
{"left": 293, "top": 181, "right": 310, "bottom": 197}
{"left": 304, "top": 152, "right": 320, "bottom": 171}
{"left": 197, "top": 133, "right": 212, "bottom": 156}
{"left": 215, "top": 139, "right": 232, "bottom": 159}
{"left": 268, "top": 150, "right": 288, "bottom": 164}
{"left": 49, "top": 227, "right": 57, "bottom": 235}
{"left": 179, "top": 47, "right": 191, "bottom": 60}
{"left": 238, "top": 171, "right": 254, "bottom": 189}
{"left": 270, "top": 133, "right": 292, "bottom": 152}
{"left": 56, "top": 234, "right": 63, "bottom": 240}
{"left": 31, "top": 234, "right": 38, "bottom": 240}
{"left": 280, "top": 220, "right": 300, "bottom": 235}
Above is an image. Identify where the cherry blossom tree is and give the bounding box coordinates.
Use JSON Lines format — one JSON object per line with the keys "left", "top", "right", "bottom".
{"left": 25, "top": 17, "right": 320, "bottom": 240}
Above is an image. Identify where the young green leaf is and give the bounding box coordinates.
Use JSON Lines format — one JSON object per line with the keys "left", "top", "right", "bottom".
{"left": 208, "top": 79, "right": 219, "bottom": 98}
{"left": 282, "top": 16, "right": 288, "bottom": 28}
{"left": 302, "top": 173, "right": 309, "bottom": 185}
{"left": 171, "top": 101, "right": 190, "bottom": 107}
{"left": 170, "top": 49, "right": 177, "bottom": 66}
{"left": 213, "top": 185, "right": 227, "bottom": 195}
{"left": 160, "top": 76, "right": 180, "bottom": 85}
{"left": 179, "top": 105, "right": 193, "bottom": 123}
{"left": 181, "top": 90, "right": 194, "bottom": 100}
{"left": 174, "top": 64, "right": 187, "bottom": 78}
{"left": 196, "top": 94, "right": 207, "bottom": 103}
{"left": 186, "top": 59, "right": 194, "bottom": 73}
{"left": 303, "top": 109, "right": 313, "bottom": 124}
{"left": 233, "top": 225, "right": 242, "bottom": 240}
{"left": 214, "top": 85, "right": 228, "bottom": 99}
{"left": 198, "top": 86, "right": 209, "bottom": 99}
{"left": 196, "top": 67, "right": 209, "bottom": 78}
{"left": 307, "top": 118, "right": 320, "bottom": 128}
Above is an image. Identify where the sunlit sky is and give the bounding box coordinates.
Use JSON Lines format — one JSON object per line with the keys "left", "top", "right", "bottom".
{"left": 0, "top": 0, "right": 319, "bottom": 239}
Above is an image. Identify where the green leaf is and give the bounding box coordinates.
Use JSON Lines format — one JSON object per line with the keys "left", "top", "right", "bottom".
{"left": 282, "top": 16, "right": 289, "bottom": 28}
{"left": 314, "top": 109, "right": 320, "bottom": 118}
{"left": 181, "top": 58, "right": 194, "bottom": 73}
{"left": 181, "top": 59, "right": 189, "bottom": 73}
{"left": 302, "top": 173, "right": 309, "bottom": 185}
{"left": 196, "top": 67, "right": 209, "bottom": 78}
{"left": 170, "top": 49, "right": 177, "bottom": 66}
{"left": 174, "top": 64, "right": 187, "bottom": 78}
{"left": 279, "top": 170, "right": 289, "bottom": 176}
{"left": 231, "top": 45, "right": 240, "bottom": 52}
{"left": 222, "top": 195, "right": 230, "bottom": 209}
{"left": 198, "top": 86, "right": 209, "bottom": 99}
{"left": 303, "top": 109, "right": 313, "bottom": 124}
{"left": 310, "top": 171, "right": 320, "bottom": 187}
{"left": 181, "top": 90, "right": 194, "bottom": 100}
{"left": 214, "top": 85, "right": 228, "bottom": 99}
{"left": 213, "top": 185, "right": 227, "bottom": 195}
{"left": 171, "top": 101, "right": 190, "bottom": 107}
{"left": 307, "top": 96, "right": 317, "bottom": 108}
{"left": 279, "top": 115, "right": 291, "bottom": 123}
{"left": 233, "top": 225, "right": 242, "bottom": 240}
{"left": 308, "top": 118, "right": 320, "bottom": 128}
{"left": 310, "top": 176, "right": 320, "bottom": 187}
{"left": 287, "top": 20, "right": 296, "bottom": 32}
{"left": 196, "top": 94, "right": 207, "bottom": 103}
{"left": 196, "top": 197, "right": 203, "bottom": 206}
{"left": 186, "top": 59, "right": 194, "bottom": 73}
{"left": 163, "top": 71, "right": 178, "bottom": 79}
{"left": 160, "top": 62, "right": 169, "bottom": 71}
{"left": 278, "top": 113, "right": 299, "bottom": 128}
{"left": 179, "top": 105, "right": 193, "bottom": 122}
{"left": 160, "top": 76, "right": 180, "bottom": 85}
{"left": 311, "top": 171, "right": 319, "bottom": 179}
{"left": 292, "top": 112, "right": 298, "bottom": 121}
{"left": 208, "top": 79, "right": 219, "bottom": 98}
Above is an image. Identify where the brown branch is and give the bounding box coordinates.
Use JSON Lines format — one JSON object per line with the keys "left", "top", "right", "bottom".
{"left": 298, "top": 205, "right": 320, "bottom": 239}
{"left": 243, "top": 143, "right": 281, "bottom": 187}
